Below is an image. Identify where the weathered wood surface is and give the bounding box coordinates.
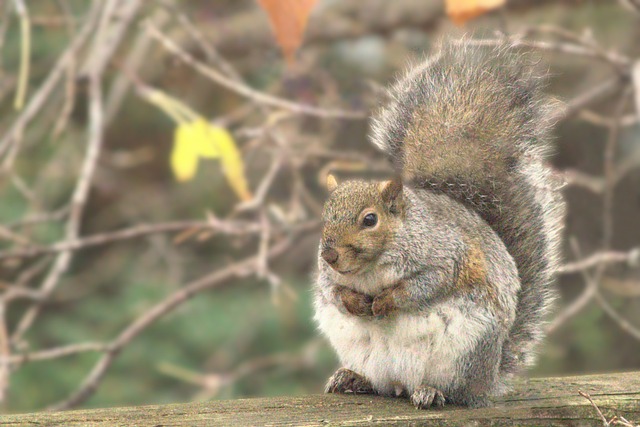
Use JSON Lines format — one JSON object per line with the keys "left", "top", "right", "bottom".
{"left": 2, "top": 371, "right": 639, "bottom": 426}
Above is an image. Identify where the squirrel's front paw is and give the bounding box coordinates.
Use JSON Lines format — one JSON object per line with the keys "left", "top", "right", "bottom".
{"left": 336, "top": 287, "right": 373, "bottom": 317}
{"left": 372, "top": 287, "right": 399, "bottom": 317}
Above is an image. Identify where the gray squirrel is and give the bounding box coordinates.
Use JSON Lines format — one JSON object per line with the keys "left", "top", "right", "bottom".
{"left": 313, "top": 41, "right": 565, "bottom": 408}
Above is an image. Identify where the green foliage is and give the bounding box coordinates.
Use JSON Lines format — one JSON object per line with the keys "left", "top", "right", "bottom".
{"left": 8, "top": 278, "right": 334, "bottom": 411}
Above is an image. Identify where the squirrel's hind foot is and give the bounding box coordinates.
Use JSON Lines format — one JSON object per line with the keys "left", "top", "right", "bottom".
{"left": 411, "top": 385, "right": 446, "bottom": 409}
{"left": 324, "top": 368, "right": 375, "bottom": 394}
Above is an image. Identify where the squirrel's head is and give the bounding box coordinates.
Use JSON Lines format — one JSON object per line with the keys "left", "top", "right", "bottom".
{"left": 320, "top": 174, "right": 405, "bottom": 275}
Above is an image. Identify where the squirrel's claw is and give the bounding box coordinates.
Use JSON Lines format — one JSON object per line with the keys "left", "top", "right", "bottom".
{"left": 325, "top": 368, "right": 375, "bottom": 394}
{"left": 411, "top": 385, "right": 446, "bottom": 409}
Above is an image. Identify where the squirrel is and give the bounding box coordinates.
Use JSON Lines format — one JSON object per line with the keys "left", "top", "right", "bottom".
{"left": 313, "top": 41, "right": 564, "bottom": 409}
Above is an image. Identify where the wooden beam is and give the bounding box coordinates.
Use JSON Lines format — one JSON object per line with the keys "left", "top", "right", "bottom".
{"left": 2, "top": 371, "right": 639, "bottom": 426}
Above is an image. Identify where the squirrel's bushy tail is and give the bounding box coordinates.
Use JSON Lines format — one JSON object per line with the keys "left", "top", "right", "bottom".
{"left": 370, "top": 40, "right": 565, "bottom": 377}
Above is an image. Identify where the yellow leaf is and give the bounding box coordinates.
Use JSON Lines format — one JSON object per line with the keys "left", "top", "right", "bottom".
{"left": 171, "top": 126, "right": 199, "bottom": 182}
{"left": 445, "top": 0, "right": 506, "bottom": 26}
{"left": 172, "top": 119, "right": 221, "bottom": 181}
{"left": 211, "top": 126, "right": 253, "bottom": 202}
{"left": 257, "top": 0, "right": 319, "bottom": 63}
{"left": 191, "top": 119, "right": 220, "bottom": 158}
{"left": 171, "top": 119, "right": 252, "bottom": 201}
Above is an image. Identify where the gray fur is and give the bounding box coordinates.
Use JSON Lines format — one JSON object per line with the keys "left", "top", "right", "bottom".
{"left": 316, "top": 188, "right": 520, "bottom": 405}
{"left": 314, "top": 40, "right": 564, "bottom": 408}
{"left": 371, "top": 40, "right": 565, "bottom": 375}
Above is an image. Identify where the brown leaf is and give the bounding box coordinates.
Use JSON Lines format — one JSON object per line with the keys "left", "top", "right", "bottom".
{"left": 445, "top": 0, "right": 506, "bottom": 26}
{"left": 257, "top": 0, "right": 319, "bottom": 62}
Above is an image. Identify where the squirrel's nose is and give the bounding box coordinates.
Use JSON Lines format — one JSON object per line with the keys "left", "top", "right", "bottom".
{"left": 321, "top": 248, "right": 339, "bottom": 265}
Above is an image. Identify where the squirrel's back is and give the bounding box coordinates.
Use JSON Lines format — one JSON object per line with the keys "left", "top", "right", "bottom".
{"left": 370, "top": 41, "right": 565, "bottom": 376}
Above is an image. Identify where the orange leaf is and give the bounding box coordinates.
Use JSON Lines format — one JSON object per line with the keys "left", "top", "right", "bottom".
{"left": 445, "top": 0, "right": 506, "bottom": 26}
{"left": 257, "top": 0, "right": 319, "bottom": 62}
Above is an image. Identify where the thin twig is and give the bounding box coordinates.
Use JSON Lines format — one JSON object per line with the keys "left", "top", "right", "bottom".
{"left": 0, "top": 224, "right": 31, "bottom": 245}
{"left": 549, "top": 92, "right": 630, "bottom": 333}
{"left": 79, "top": 0, "right": 143, "bottom": 78}
{"left": 235, "top": 150, "right": 284, "bottom": 213}
{"left": 6, "top": 207, "right": 69, "bottom": 229}
{"left": 601, "top": 91, "right": 630, "bottom": 253}
{"left": 0, "top": 219, "right": 261, "bottom": 261}
{"left": 458, "top": 35, "right": 631, "bottom": 69}
{"left": 0, "top": 1, "right": 13, "bottom": 59}
{"left": 579, "top": 390, "right": 610, "bottom": 426}
{"left": 554, "top": 77, "right": 625, "bottom": 122}
{"left": 104, "top": 7, "right": 168, "bottom": 125}
{"left": 10, "top": 0, "right": 145, "bottom": 345}
{"left": 0, "top": 2, "right": 102, "bottom": 167}
{"left": 48, "top": 221, "right": 319, "bottom": 411}
{"left": 0, "top": 302, "right": 10, "bottom": 402}
{"left": 51, "top": 56, "right": 77, "bottom": 139}
{"left": 173, "top": 7, "right": 243, "bottom": 83}
{"left": 160, "top": 338, "right": 323, "bottom": 400}
{"left": 577, "top": 110, "right": 638, "bottom": 128}
{"left": 143, "top": 21, "right": 366, "bottom": 120}
{"left": 1, "top": 342, "right": 109, "bottom": 366}
{"left": 558, "top": 248, "right": 640, "bottom": 274}
{"left": 12, "top": 0, "right": 31, "bottom": 110}
{"left": 595, "top": 292, "right": 640, "bottom": 341}
{"left": 547, "top": 240, "right": 600, "bottom": 333}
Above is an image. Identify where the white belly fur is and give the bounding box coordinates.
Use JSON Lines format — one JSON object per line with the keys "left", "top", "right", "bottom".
{"left": 315, "top": 301, "right": 490, "bottom": 395}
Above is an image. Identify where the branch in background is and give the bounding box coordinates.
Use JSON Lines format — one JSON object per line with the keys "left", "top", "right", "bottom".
{"left": 11, "top": 0, "right": 31, "bottom": 111}
{"left": 577, "top": 110, "right": 638, "bottom": 128}
{"left": 143, "top": 21, "right": 366, "bottom": 120}
{"left": 558, "top": 248, "right": 640, "bottom": 274}
{"left": 458, "top": 32, "right": 631, "bottom": 69}
{"left": 1, "top": 342, "right": 109, "bottom": 367}
{"left": 437, "top": 33, "right": 631, "bottom": 126}
{"left": 619, "top": 0, "right": 640, "bottom": 15}
{"left": 158, "top": 339, "right": 323, "bottom": 401}
{"left": 47, "top": 220, "right": 319, "bottom": 411}
{"left": 595, "top": 292, "right": 640, "bottom": 342}
{"left": 0, "top": 302, "right": 10, "bottom": 402}
{"left": 10, "top": 0, "right": 143, "bottom": 348}
{"left": 549, "top": 89, "right": 632, "bottom": 334}
{"left": 560, "top": 146, "right": 640, "bottom": 194}
{"left": 547, "top": 240, "right": 601, "bottom": 334}
{"left": 0, "top": 2, "right": 102, "bottom": 168}
{"left": 555, "top": 77, "right": 626, "bottom": 122}
{"left": 104, "top": 7, "right": 169, "bottom": 125}
{"left": 0, "top": 219, "right": 261, "bottom": 261}
{"left": 5, "top": 206, "right": 69, "bottom": 229}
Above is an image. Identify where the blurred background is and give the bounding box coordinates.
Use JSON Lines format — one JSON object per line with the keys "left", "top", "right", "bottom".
{"left": 0, "top": 0, "right": 639, "bottom": 414}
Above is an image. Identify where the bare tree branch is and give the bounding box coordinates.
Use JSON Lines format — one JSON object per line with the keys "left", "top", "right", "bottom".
{"left": 558, "top": 248, "right": 640, "bottom": 274}
{"left": 0, "top": 219, "right": 261, "bottom": 261}
{"left": 48, "top": 221, "right": 319, "bottom": 411}
{"left": 2, "top": 342, "right": 109, "bottom": 366}
{"left": 11, "top": 0, "right": 143, "bottom": 346}
{"left": 0, "top": 2, "right": 101, "bottom": 167}
{"left": 143, "top": 21, "right": 366, "bottom": 120}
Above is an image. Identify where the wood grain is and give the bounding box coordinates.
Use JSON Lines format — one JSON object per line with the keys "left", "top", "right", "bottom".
{"left": 2, "top": 371, "right": 639, "bottom": 426}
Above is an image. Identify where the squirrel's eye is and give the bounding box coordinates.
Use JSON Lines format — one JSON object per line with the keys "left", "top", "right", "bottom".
{"left": 362, "top": 213, "right": 378, "bottom": 228}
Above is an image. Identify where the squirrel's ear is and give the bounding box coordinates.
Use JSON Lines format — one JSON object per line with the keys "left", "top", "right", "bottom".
{"left": 379, "top": 176, "right": 403, "bottom": 210}
{"left": 326, "top": 174, "right": 339, "bottom": 193}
